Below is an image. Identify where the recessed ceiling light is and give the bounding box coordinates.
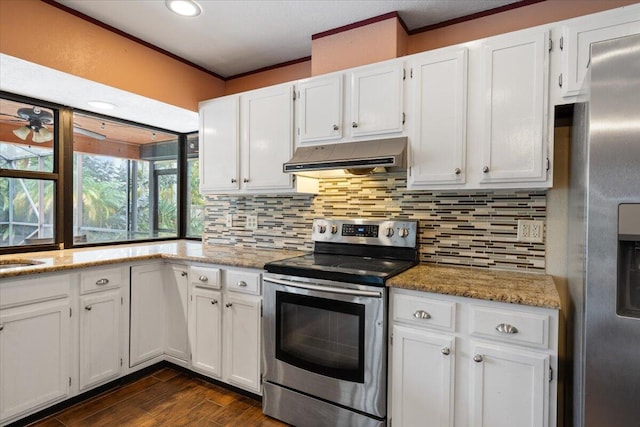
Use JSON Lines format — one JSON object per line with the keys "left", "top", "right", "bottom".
{"left": 165, "top": 0, "right": 202, "bottom": 17}
{"left": 88, "top": 100, "right": 117, "bottom": 110}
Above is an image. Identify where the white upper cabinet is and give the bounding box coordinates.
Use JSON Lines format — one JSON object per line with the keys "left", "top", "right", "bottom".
{"left": 407, "top": 47, "right": 468, "bottom": 189}
{"left": 199, "top": 96, "right": 240, "bottom": 193}
{"left": 350, "top": 61, "right": 404, "bottom": 137}
{"left": 560, "top": 4, "right": 640, "bottom": 97}
{"left": 296, "top": 74, "right": 343, "bottom": 143}
{"left": 477, "top": 29, "right": 549, "bottom": 185}
{"left": 241, "top": 84, "right": 295, "bottom": 191}
{"left": 199, "top": 84, "right": 309, "bottom": 194}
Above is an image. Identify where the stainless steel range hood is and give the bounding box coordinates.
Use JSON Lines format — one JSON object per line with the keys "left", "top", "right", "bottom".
{"left": 283, "top": 137, "right": 407, "bottom": 177}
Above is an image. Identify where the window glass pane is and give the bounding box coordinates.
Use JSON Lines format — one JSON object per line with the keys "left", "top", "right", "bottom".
{"left": 186, "top": 134, "right": 203, "bottom": 238}
{"left": 0, "top": 99, "right": 55, "bottom": 173}
{"left": 73, "top": 113, "right": 179, "bottom": 244}
{"left": 0, "top": 178, "right": 55, "bottom": 247}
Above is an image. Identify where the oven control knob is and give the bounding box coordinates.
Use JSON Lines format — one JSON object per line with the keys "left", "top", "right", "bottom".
{"left": 330, "top": 225, "right": 338, "bottom": 234}
{"left": 399, "top": 227, "right": 410, "bottom": 238}
{"left": 317, "top": 225, "right": 327, "bottom": 234}
{"left": 384, "top": 227, "right": 394, "bottom": 237}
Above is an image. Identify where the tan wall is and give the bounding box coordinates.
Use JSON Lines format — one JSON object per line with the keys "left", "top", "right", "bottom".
{"left": 0, "top": 0, "right": 225, "bottom": 111}
{"left": 224, "top": 61, "right": 312, "bottom": 95}
{"left": 311, "top": 17, "right": 402, "bottom": 76}
{"left": 408, "top": 0, "right": 638, "bottom": 53}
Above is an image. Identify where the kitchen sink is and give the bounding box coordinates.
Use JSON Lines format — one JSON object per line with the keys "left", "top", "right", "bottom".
{"left": 0, "top": 259, "right": 43, "bottom": 269}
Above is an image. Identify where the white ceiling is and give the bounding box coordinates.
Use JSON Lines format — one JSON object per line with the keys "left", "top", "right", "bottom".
{"left": 56, "top": 0, "right": 521, "bottom": 78}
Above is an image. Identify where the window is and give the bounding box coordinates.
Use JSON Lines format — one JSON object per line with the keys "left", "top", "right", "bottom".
{"left": 0, "top": 98, "right": 58, "bottom": 249}
{"left": 1, "top": 93, "right": 201, "bottom": 253}
{"left": 73, "top": 112, "right": 180, "bottom": 244}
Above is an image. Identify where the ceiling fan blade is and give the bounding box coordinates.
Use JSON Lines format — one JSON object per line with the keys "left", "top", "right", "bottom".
{"left": 73, "top": 126, "right": 106, "bottom": 140}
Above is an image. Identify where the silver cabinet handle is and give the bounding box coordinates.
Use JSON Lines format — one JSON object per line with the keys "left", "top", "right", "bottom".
{"left": 483, "top": 166, "right": 490, "bottom": 173}
{"left": 199, "top": 275, "right": 208, "bottom": 282}
{"left": 441, "top": 347, "right": 450, "bottom": 356}
{"left": 95, "top": 278, "right": 109, "bottom": 286}
{"left": 85, "top": 305, "right": 92, "bottom": 311}
{"left": 333, "top": 124, "right": 339, "bottom": 131}
{"left": 211, "top": 299, "right": 218, "bottom": 305}
{"left": 495, "top": 323, "right": 519, "bottom": 334}
{"left": 454, "top": 168, "right": 461, "bottom": 175}
{"left": 243, "top": 178, "right": 250, "bottom": 183}
{"left": 0, "top": 324, "right": 4, "bottom": 332}
{"left": 237, "top": 281, "right": 247, "bottom": 288}
{"left": 225, "top": 303, "right": 233, "bottom": 308}
{"left": 231, "top": 178, "right": 237, "bottom": 183}
{"left": 413, "top": 310, "right": 431, "bottom": 320}
{"left": 473, "top": 354, "right": 483, "bottom": 363}
{"left": 352, "top": 122, "right": 358, "bottom": 128}
{"left": 181, "top": 271, "right": 187, "bottom": 277}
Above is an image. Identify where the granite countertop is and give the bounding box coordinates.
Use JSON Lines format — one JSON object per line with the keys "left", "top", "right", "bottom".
{"left": 0, "top": 240, "right": 305, "bottom": 279}
{"left": 387, "top": 264, "right": 561, "bottom": 309}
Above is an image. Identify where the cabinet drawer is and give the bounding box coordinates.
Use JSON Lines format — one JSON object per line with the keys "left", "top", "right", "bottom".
{"left": 226, "top": 270, "right": 261, "bottom": 295}
{"left": 393, "top": 293, "right": 456, "bottom": 331}
{"left": 191, "top": 266, "right": 221, "bottom": 289}
{"left": 470, "top": 306, "right": 549, "bottom": 348}
{"left": 0, "top": 274, "right": 70, "bottom": 308}
{"left": 80, "top": 267, "right": 122, "bottom": 294}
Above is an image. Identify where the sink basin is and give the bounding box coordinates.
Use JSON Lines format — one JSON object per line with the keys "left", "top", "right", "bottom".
{"left": 0, "top": 259, "right": 43, "bottom": 269}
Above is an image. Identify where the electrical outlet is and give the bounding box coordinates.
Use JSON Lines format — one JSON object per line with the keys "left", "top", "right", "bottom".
{"left": 226, "top": 213, "right": 234, "bottom": 227}
{"left": 246, "top": 214, "right": 258, "bottom": 230}
{"left": 517, "top": 219, "right": 543, "bottom": 243}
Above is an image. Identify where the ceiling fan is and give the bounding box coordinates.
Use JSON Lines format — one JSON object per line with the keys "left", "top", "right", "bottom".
{"left": 1, "top": 107, "right": 106, "bottom": 143}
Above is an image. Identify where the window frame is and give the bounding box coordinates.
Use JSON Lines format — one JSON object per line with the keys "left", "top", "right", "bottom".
{"left": 0, "top": 91, "right": 200, "bottom": 255}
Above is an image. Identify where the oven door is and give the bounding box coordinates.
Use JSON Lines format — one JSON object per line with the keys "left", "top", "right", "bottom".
{"left": 262, "top": 273, "right": 387, "bottom": 418}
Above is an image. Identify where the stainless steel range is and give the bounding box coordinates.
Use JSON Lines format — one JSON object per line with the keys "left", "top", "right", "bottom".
{"left": 262, "top": 218, "right": 418, "bottom": 427}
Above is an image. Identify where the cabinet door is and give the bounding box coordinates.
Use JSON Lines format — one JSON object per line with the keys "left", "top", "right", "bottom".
{"left": 297, "top": 74, "right": 343, "bottom": 144}
{"left": 391, "top": 325, "right": 454, "bottom": 427}
{"left": 199, "top": 96, "right": 240, "bottom": 192}
{"left": 223, "top": 293, "right": 261, "bottom": 393}
{"left": 561, "top": 6, "right": 640, "bottom": 97}
{"left": 479, "top": 30, "right": 548, "bottom": 184}
{"left": 165, "top": 265, "right": 188, "bottom": 361}
{"left": 79, "top": 289, "right": 121, "bottom": 390}
{"left": 408, "top": 48, "right": 467, "bottom": 188}
{"left": 470, "top": 343, "right": 549, "bottom": 427}
{"left": 0, "top": 299, "right": 70, "bottom": 421}
{"left": 350, "top": 61, "right": 404, "bottom": 137}
{"left": 130, "top": 264, "right": 166, "bottom": 366}
{"left": 189, "top": 287, "right": 222, "bottom": 377}
{"left": 241, "top": 84, "right": 294, "bottom": 191}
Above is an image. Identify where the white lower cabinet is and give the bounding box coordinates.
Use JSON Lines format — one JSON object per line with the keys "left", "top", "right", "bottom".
{"left": 390, "top": 288, "right": 557, "bottom": 427}
{"left": 130, "top": 263, "right": 166, "bottom": 366}
{"left": 391, "top": 325, "right": 454, "bottom": 427}
{"left": 0, "top": 275, "right": 71, "bottom": 424}
{"left": 189, "top": 286, "right": 223, "bottom": 377}
{"left": 470, "top": 343, "right": 549, "bottom": 427}
{"left": 223, "top": 293, "right": 261, "bottom": 393}
{"left": 165, "top": 265, "right": 189, "bottom": 362}
{"left": 79, "top": 289, "right": 122, "bottom": 390}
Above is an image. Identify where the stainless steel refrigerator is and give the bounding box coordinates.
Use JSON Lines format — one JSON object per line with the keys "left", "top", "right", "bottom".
{"left": 568, "top": 33, "right": 640, "bottom": 426}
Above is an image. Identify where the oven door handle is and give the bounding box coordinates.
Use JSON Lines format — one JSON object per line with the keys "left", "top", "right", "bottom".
{"left": 263, "top": 277, "right": 383, "bottom": 298}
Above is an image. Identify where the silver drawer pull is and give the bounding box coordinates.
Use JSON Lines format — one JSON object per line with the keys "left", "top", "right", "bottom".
{"left": 441, "top": 347, "right": 450, "bottom": 356}
{"left": 0, "top": 324, "right": 4, "bottom": 332}
{"left": 199, "top": 275, "right": 208, "bottom": 282}
{"left": 413, "top": 310, "right": 432, "bottom": 320}
{"left": 211, "top": 299, "right": 218, "bottom": 305}
{"left": 95, "top": 278, "right": 109, "bottom": 286}
{"left": 473, "top": 354, "right": 483, "bottom": 363}
{"left": 225, "top": 303, "right": 233, "bottom": 308}
{"left": 495, "top": 323, "right": 519, "bottom": 334}
{"left": 85, "top": 305, "right": 92, "bottom": 311}
{"left": 237, "top": 281, "right": 247, "bottom": 287}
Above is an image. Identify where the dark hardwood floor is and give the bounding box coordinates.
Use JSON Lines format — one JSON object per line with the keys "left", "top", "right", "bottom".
{"left": 27, "top": 367, "right": 288, "bottom": 427}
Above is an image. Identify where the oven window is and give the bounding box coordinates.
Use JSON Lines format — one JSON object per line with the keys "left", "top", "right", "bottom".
{"left": 275, "top": 291, "right": 365, "bottom": 383}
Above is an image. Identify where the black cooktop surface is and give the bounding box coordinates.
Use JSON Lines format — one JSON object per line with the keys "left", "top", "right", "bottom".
{"left": 264, "top": 253, "right": 416, "bottom": 286}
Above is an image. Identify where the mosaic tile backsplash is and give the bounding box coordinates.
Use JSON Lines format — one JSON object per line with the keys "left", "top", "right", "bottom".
{"left": 203, "top": 174, "right": 546, "bottom": 271}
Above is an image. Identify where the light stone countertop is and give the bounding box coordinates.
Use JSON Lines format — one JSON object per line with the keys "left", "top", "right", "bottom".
{"left": 387, "top": 264, "right": 561, "bottom": 309}
{"left": 0, "top": 240, "right": 305, "bottom": 279}
{"left": 1, "top": 241, "right": 560, "bottom": 309}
